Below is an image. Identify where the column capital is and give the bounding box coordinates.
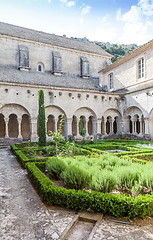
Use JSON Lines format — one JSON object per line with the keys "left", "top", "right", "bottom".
{"left": 66, "top": 118, "right": 72, "bottom": 123}
{"left": 4, "top": 117, "right": 9, "bottom": 123}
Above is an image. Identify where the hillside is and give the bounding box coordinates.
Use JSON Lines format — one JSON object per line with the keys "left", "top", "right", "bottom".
{"left": 70, "top": 36, "right": 139, "bottom": 62}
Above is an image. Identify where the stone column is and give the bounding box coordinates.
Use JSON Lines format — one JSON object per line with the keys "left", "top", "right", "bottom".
{"left": 66, "top": 118, "right": 72, "bottom": 138}
{"left": 131, "top": 119, "right": 135, "bottom": 134}
{"left": 103, "top": 119, "right": 106, "bottom": 135}
{"left": 77, "top": 119, "right": 80, "bottom": 137}
{"left": 109, "top": 119, "right": 113, "bottom": 134}
{"left": 144, "top": 117, "right": 149, "bottom": 137}
{"left": 92, "top": 118, "right": 97, "bottom": 137}
{"left": 120, "top": 119, "right": 127, "bottom": 134}
{"left": 54, "top": 118, "right": 58, "bottom": 133}
{"left": 4, "top": 117, "right": 9, "bottom": 138}
{"left": 30, "top": 117, "right": 38, "bottom": 142}
{"left": 139, "top": 119, "right": 143, "bottom": 135}
{"left": 18, "top": 117, "right": 23, "bottom": 140}
{"left": 97, "top": 118, "right": 102, "bottom": 134}
{"left": 85, "top": 118, "right": 88, "bottom": 136}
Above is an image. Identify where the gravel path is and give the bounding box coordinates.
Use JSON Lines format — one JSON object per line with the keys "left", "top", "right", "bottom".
{"left": 0, "top": 148, "right": 153, "bottom": 240}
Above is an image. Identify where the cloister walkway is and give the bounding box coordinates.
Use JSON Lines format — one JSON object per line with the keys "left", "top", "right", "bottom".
{"left": 0, "top": 148, "right": 153, "bottom": 240}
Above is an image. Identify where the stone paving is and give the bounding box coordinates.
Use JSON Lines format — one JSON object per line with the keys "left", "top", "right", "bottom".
{"left": 0, "top": 148, "right": 153, "bottom": 240}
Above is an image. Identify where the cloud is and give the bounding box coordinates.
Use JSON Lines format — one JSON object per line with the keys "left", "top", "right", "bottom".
{"left": 80, "top": 18, "right": 84, "bottom": 24}
{"left": 59, "top": 0, "right": 67, "bottom": 3}
{"left": 48, "top": 0, "right": 52, "bottom": 2}
{"left": 138, "top": 0, "right": 153, "bottom": 16}
{"left": 115, "top": 1, "right": 153, "bottom": 44}
{"left": 81, "top": 5, "right": 91, "bottom": 15}
{"left": 67, "top": 1, "right": 75, "bottom": 7}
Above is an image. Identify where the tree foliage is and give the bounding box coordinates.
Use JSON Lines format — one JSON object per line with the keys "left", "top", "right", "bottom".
{"left": 38, "top": 89, "right": 46, "bottom": 146}
{"left": 95, "top": 42, "right": 138, "bottom": 62}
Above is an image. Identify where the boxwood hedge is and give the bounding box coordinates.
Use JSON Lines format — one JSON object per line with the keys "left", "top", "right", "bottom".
{"left": 26, "top": 162, "right": 153, "bottom": 219}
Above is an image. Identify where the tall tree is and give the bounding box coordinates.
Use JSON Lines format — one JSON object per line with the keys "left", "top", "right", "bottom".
{"left": 38, "top": 89, "right": 46, "bottom": 146}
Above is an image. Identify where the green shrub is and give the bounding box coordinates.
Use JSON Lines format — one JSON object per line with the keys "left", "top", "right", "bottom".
{"left": 26, "top": 162, "right": 153, "bottom": 219}
{"left": 38, "top": 89, "right": 46, "bottom": 147}
{"left": 141, "top": 164, "right": 153, "bottom": 191}
{"left": 62, "top": 165, "right": 90, "bottom": 190}
{"left": 117, "top": 166, "right": 141, "bottom": 189}
{"left": 44, "top": 146, "right": 56, "bottom": 156}
{"left": 90, "top": 170, "right": 117, "bottom": 192}
{"left": 46, "top": 157, "right": 67, "bottom": 179}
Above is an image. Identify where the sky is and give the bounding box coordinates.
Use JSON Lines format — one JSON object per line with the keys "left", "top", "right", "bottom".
{"left": 0, "top": 0, "right": 153, "bottom": 45}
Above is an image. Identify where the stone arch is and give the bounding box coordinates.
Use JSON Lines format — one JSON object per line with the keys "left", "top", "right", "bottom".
{"left": 113, "top": 116, "right": 118, "bottom": 134}
{"left": 104, "top": 108, "right": 122, "bottom": 135}
{"left": 124, "top": 106, "right": 143, "bottom": 135}
{"left": 88, "top": 116, "right": 93, "bottom": 135}
{"left": 106, "top": 116, "right": 111, "bottom": 134}
{"left": 0, "top": 114, "right": 5, "bottom": 138}
{"left": 72, "top": 115, "right": 77, "bottom": 136}
{"left": 37, "top": 62, "right": 45, "bottom": 72}
{"left": 21, "top": 114, "right": 30, "bottom": 140}
{"left": 8, "top": 114, "right": 18, "bottom": 138}
{"left": 57, "top": 115, "right": 64, "bottom": 135}
{"left": 0, "top": 103, "right": 30, "bottom": 117}
{"left": 73, "top": 107, "right": 97, "bottom": 136}
{"left": 47, "top": 115, "right": 55, "bottom": 136}
{"left": 45, "top": 105, "right": 67, "bottom": 136}
{"left": 0, "top": 104, "right": 30, "bottom": 139}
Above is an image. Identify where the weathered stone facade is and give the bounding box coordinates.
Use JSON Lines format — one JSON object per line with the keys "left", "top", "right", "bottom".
{"left": 0, "top": 22, "right": 152, "bottom": 142}
{"left": 100, "top": 39, "right": 153, "bottom": 140}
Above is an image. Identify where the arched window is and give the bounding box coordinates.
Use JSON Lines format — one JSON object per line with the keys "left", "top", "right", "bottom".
{"left": 37, "top": 63, "right": 44, "bottom": 72}
{"left": 137, "top": 58, "right": 144, "bottom": 80}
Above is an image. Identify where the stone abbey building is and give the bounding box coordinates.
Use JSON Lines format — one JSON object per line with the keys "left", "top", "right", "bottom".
{"left": 0, "top": 22, "right": 153, "bottom": 142}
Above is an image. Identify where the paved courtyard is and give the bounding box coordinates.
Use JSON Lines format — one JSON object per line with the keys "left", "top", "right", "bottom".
{"left": 0, "top": 148, "right": 153, "bottom": 240}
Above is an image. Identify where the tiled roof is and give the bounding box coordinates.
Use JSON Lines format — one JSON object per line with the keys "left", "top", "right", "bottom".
{"left": 100, "top": 39, "right": 153, "bottom": 73}
{"left": 0, "top": 65, "right": 99, "bottom": 90}
{"left": 0, "top": 22, "right": 112, "bottom": 57}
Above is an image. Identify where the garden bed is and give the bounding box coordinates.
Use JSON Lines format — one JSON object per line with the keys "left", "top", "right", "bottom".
{"left": 11, "top": 139, "right": 153, "bottom": 219}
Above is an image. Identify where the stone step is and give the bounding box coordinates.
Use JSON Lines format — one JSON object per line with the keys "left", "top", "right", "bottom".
{"left": 59, "top": 213, "right": 102, "bottom": 240}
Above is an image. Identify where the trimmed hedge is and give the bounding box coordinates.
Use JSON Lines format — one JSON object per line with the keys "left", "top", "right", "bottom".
{"left": 127, "top": 152, "right": 153, "bottom": 161}
{"left": 14, "top": 150, "right": 52, "bottom": 168}
{"left": 26, "top": 162, "right": 153, "bottom": 219}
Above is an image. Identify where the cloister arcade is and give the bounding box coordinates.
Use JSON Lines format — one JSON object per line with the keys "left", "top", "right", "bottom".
{"left": 0, "top": 104, "right": 150, "bottom": 141}
{"left": 0, "top": 104, "right": 30, "bottom": 140}
{"left": 123, "top": 107, "right": 146, "bottom": 136}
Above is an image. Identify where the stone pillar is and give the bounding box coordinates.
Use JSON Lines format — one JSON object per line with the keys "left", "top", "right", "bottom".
{"left": 139, "top": 120, "right": 143, "bottom": 135}
{"left": 92, "top": 118, "right": 97, "bottom": 137}
{"left": 103, "top": 119, "right": 106, "bottom": 135}
{"left": 120, "top": 119, "right": 127, "bottom": 134}
{"left": 76, "top": 118, "right": 80, "bottom": 138}
{"left": 144, "top": 118, "right": 149, "bottom": 136}
{"left": 132, "top": 119, "right": 135, "bottom": 134}
{"left": 18, "top": 117, "right": 23, "bottom": 140}
{"left": 54, "top": 118, "right": 58, "bottom": 133}
{"left": 66, "top": 118, "right": 72, "bottom": 138}
{"left": 97, "top": 118, "right": 102, "bottom": 134}
{"left": 30, "top": 117, "right": 38, "bottom": 142}
{"left": 4, "top": 117, "right": 9, "bottom": 138}
{"left": 85, "top": 118, "right": 88, "bottom": 136}
{"left": 110, "top": 119, "right": 113, "bottom": 134}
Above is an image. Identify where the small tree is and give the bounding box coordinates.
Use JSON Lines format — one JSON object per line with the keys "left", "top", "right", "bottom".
{"left": 38, "top": 89, "right": 46, "bottom": 146}
{"left": 49, "top": 114, "right": 64, "bottom": 156}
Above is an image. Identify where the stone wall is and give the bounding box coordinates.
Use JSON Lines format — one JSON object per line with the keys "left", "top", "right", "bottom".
{"left": 100, "top": 47, "right": 153, "bottom": 91}
{"left": 0, "top": 35, "right": 110, "bottom": 78}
